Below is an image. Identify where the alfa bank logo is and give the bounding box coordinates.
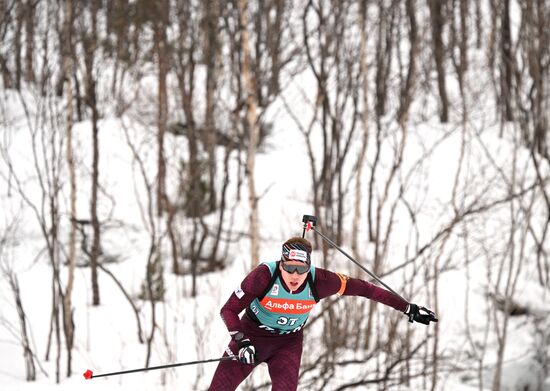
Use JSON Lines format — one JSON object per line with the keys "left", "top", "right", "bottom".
{"left": 260, "top": 297, "right": 316, "bottom": 314}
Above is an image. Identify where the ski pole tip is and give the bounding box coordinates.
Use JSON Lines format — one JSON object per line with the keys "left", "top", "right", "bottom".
{"left": 83, "top": 369, "right": 93, "bottom": 379}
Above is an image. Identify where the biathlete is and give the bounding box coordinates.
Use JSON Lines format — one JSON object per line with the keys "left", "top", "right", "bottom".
{"left": 208, "top": 236, "right": 435, "bottom": 390}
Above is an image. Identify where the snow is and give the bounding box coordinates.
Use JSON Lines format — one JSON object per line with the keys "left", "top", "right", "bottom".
{"left": 3, "top": 87, "right": 550, "bottom": 389}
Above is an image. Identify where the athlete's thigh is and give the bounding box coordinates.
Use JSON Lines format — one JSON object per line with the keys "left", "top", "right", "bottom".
{"left": 266, "top": 338, "right": 303, "bottom": 391}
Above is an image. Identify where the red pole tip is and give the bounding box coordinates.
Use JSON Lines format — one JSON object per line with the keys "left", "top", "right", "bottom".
{"left": 83, "top": 369, "right": 93, "bottom": 379}
{"left": 306, "top": 222, "right": 312, "bottom": 231}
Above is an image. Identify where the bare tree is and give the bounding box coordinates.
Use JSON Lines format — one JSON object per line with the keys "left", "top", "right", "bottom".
{"left": 78, "top": 0, "right": 101, "bottom": 306}
{"left": 511, "top": 1, "right": 550, "bottom": 288}
{"left": 397, "top": 0, "right": 419, "bottom": 128}
{"left": 0, "top": 0, "right": 16, "bottom": 88}
{"left": 154, "top": 0, "right": 169, "bottom": 218}
{"left": 490, "top": 126, "right": 530, "bottom": 391}
{"left": 515, "top": 0, "right": 549, "bottom": 158}
{"left": 500, "top": 0, "right": 514, "bottom": 122}
{"left": 171, "top": 0, "right": 217, "bottom": 293}
{"left": 300, "top": 0, "right": 361, "bottom": 250}
{"left": 13, "top": 0, "right": 23, "bottom": 89}
{"left": 7, "top": 273, "right": 37, "bottom": 381}
{"left": 428, "top": 0, "right": 449, "bottom": 122}
{"left": 203, "top": 0, "right": 221, "bottom": 214}
{"left": 449, "top": 0, "right": 469, "bottom": 91}
{"left": 23, "top": 0, "right": 35, "bottom": 83}
{"left": 292, "top": 1, "right": 419, "bottom": 388}
{"left": 239, "top": 0, "right": 261, "bottom": 266}
{"left": 61, "top": 0, "right": 76, "bottom": 377}
{"left": 0, "top": 92, "right": 66, "bottom": 382}
{"left": 351, "top": 0, "right": 370, "bottom": 259}
{"left": 122, "top": 123, "right": 162, "bottom": 367}
{"left": 0, "top": 216, "right": 39, "bottom": 382}
{"left": 364, "top": 0, "right": 410, "bottom": 354}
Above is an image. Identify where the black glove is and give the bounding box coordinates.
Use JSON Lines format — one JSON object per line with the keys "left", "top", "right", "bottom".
{"left": 237, "top": 338, "right": 256, "bottom": 365}
{"left": 405, "top": 304, "right": 438, "bottom": 325}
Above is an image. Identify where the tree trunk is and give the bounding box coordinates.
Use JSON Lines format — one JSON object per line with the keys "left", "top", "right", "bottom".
{"left": 85, "top": 1, "right": 101, "bottom": 306}
{"left": 500, "top": 0, "right": 513, "bottom": 121}
{"left": 50, "top": 140, "right": 62, "bottom": 384}
{"left": 90, "top": 96, "right": 100, "bottom": 306}
{"left": 14, "top": 0, "right": 23, "bottom": 89}
{"left": 475, "top": 0, "right": 482, "bottom": 48}
{"left": 0, "top": 0, "right": 13, "bottom": 87}
{"left": 428, "top": 0, "right": 449, "bottom": 122}
{"left": 352, "top": 0, "right": 370, "bottom": 259}
{"left": 397, "top": 0, "right": 419, "bottom": 127}
{"left": 492, "top": 135, "right": 526, "bottom": 391}
{"left": 62, "top": 0, "right": 75, "bottom": 376}
{"left": 374, "top": 0, "right": 393, "bottom": 120}
{"left": 203, "top": 0, "right": 219, "bottom": 214}
{"left": 239, "top": 0, "right": 260, "bottom": 267}
{"left": 267, "top": 0, "right": 284, "bottom": 96}
{"left": 9, "top": 274, "right": 37, "bottom": 381}
{"left": 0, "top": 54, "right": 13, "bottom": 88}
{"left": 459, "top": 0, "right": 469, "bottom": 73}
{"left": 524, "top": 0, "right": 547, "bottom": 156}
{"left": 24, "top": 0, "right": 35, "bottom": 83}
{"left": 155, "top": 0, "right": 168, "bottom": 217}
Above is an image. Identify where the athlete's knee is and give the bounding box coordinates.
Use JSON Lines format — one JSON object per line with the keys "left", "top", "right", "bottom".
{"left": 209, "top": 357, "right": 254, "bottom": 391}
{"left": 270, "top": 373, "right": 299, "bottom": 391}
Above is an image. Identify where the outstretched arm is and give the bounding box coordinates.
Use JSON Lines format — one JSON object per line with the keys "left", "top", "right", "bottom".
{"left": 314, "top": 267, "right": 408, "bottom": 311}
{"left": 314, "top": 268, "right": 437, "bottom": 324}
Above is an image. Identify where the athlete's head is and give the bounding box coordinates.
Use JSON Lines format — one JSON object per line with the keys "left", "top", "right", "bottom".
{"left": 281, "top": 237, "right": 312, "bottom": 263}
{"left": 279, "top": 237, "right": 312, "bottom": 291}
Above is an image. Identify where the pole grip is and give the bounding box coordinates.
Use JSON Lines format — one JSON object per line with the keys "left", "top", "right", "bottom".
{"left": 301, "top": 215, "right": 317, "bottom": 237}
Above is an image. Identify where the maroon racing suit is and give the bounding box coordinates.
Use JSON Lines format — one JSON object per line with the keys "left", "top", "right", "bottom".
{"left": 208, "top": 262, "right": 408, "bottom": 391}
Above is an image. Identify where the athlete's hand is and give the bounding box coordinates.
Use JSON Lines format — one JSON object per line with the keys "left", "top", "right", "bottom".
{"left": 405, "top": 304, "right": 438, "bottom": 325}
{"left": 237, "top": 339, "right": 256, "bottom": 365}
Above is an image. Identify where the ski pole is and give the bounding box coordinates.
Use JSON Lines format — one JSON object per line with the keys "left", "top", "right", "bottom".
{"left": 301, "top": 214, "right": 409, "bottom": 303}
{"left": 83, "top": 355, "right": 237, "bottom": 379}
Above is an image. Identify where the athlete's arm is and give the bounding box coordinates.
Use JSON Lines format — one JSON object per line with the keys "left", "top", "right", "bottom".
{"left": 220, "top": 264, "right": 272, "bottom": 337}
{"left": 313, "top": 267, "right": 408, "bottom": 312}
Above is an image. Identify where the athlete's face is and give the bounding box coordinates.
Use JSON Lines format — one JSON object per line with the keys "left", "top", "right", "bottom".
{"left": 279, "top": 261, "right": 309, "bottom": 292}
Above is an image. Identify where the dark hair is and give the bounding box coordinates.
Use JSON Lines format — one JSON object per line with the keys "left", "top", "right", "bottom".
{"left": 283, "top": 237, "right": 312, "bottom": 253}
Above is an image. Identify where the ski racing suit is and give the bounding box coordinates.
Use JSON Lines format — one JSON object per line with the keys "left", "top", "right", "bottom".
{"left": 208, "top": 261, "right": 408, "bottom": 391}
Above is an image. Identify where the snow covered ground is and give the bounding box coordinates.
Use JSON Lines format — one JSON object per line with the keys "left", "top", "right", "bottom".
{"left": 1, "top": 37, "right": 550, "bottom": 391}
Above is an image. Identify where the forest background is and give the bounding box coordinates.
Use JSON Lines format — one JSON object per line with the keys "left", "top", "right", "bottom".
{"left": 0, "top": 0, "right": 549, "bottom": 390}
